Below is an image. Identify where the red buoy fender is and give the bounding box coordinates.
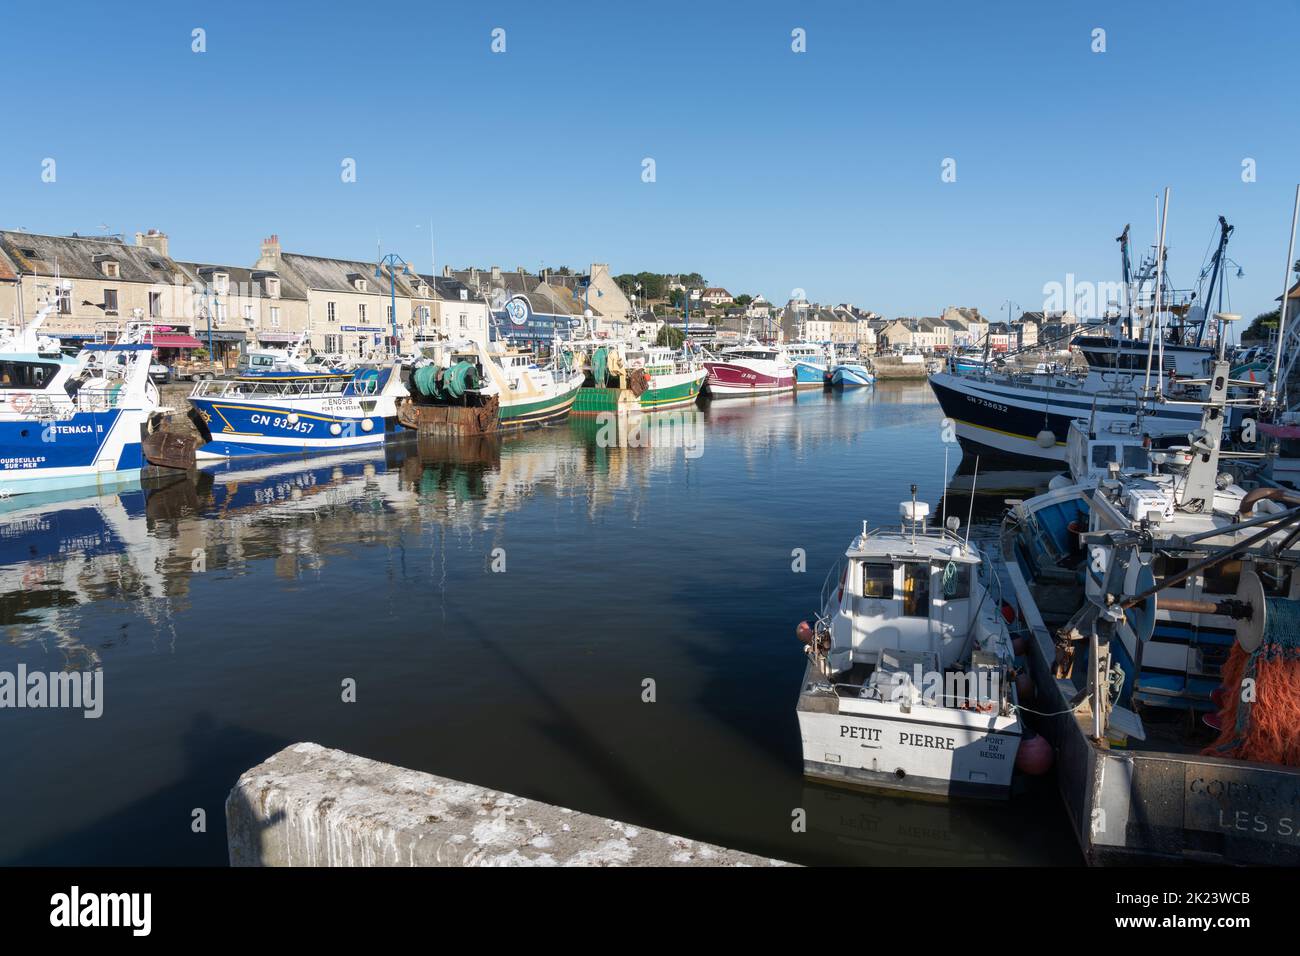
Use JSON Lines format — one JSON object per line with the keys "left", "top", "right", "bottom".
{"left": 1016, "top": 733, "right": 1053, "bottom": 775}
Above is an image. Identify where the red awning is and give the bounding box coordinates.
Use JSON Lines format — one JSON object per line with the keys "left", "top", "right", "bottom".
{"left": 147, "top": 333, "right": 203, "bottom": 348}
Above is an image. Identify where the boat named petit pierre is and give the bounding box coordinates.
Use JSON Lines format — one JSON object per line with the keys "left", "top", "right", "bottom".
{"left": 796, "top": 490, "right": 1024, "bottom": 797}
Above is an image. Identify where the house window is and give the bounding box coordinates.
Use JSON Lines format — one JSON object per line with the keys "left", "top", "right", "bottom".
{"left": 270, "top": 307, "right": 280, "bottom": 328}
{"left": 386, "top": 304, "right": 394, "bottom": 322}
{"left": 243, "top": 304, "right": 254, "bottom": 322}
{"left": 265, "top": 278, "right": 280, "bottom": 298}
{"left": 324, "top": 334, "right": 341, "bottom": 352}
{"left": 358, "top": 303, "right": 367, "bottom": 323}
{"left": 149, "top": 291, "right": 162, "bottom": 319}
{"left": 327, "top": 301, "right": 337, "bottom": 322}
{"left": 459, "top": 313, "right": 467, "bottom": 329}
{"left": 103, "top": 289, "right": 119, "bottom": 314}
{"left": 214, "top": 273, "right": 229, "bottom": 294}
{"left": 102, "top": 261, "right": 120, "bottom": 278}
{"left": 216, "top": 302, "right": 227, "bottom": 324}
{"left": 57, "top": 287, "right": 71, "bottom": 315}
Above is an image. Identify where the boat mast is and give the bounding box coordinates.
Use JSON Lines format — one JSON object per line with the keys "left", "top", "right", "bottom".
{"left": 1194, "top": 216, "right": 1234, "bottom": 349}
{"left": 1269, "top": 184, "right": 1300, "bottom": 410}
{"left": 1117, "top": 224, "right": 1132, "bottom": 339}
{"left": 1143, "top": 188, "right": 1170, "bottom": 399}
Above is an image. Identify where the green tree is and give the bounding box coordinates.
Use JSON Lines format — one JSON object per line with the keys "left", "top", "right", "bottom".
{"left": 635, "top": 272, "right": 666, "bottom": 299}
{"left": 733, "top": 294, "right": 753, "bottom": 307}
{"left": 680, "top": 272, "right": 706, "bottom": 289}
{"left": 656, "top": 325, "right": 685, "bottom": 348}
{"left": 1241, "top": 308, "right": 1279, "bottom": 343}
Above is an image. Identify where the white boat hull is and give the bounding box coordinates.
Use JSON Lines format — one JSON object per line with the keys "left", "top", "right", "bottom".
{"left": 798, "top": 664, "right": 1022, "bottom": 798}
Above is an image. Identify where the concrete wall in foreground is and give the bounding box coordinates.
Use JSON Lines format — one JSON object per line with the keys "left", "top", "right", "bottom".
{"left": 227, "top": 743, "right": 789, "bottom": 867}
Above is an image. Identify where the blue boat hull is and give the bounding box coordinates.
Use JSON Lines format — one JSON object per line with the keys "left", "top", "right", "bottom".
{"left": 189, "top": 395, "right": 398, "bottom": 460}
{"left": 830, "top": 365, "right": 874, "bottom": 388}
{"left": 793, "top": 361, "right": 827, "bottom": 389}
{"left": 0, "top": 408, "right": 153, "bottom": 496}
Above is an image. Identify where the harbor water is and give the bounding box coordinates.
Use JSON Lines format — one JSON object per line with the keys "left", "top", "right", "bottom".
{"left": 0, "top": 382, "right": 1079, "bottom": 865}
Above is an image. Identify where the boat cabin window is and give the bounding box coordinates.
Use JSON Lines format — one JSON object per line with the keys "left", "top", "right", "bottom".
{"left": 248, "top": 354, "right": 277, "bottom": 369}
{"left": 936, "top": 560, "right": 971, "bottom": 599}
{"left": 861, "top": 563, "right": 893, "bottom": 599}
{"left": 0, "top": 361, "right": 60, "bottom": 389}
{"left": 901, "top": 562, "right": 930, "bottom": 617}
{"left": 1090, "top": 444, "right": 1115, "bottom": 468}
{"left": 1123, "top": 445, "right": 1149, "bottom": 471}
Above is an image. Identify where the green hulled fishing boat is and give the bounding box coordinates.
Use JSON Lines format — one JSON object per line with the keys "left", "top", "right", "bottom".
{"left": 399, "top": 339, "right": 584, "bottom": 436}
{"left": 571, "top": 343, "right": 706, "bottom": 415}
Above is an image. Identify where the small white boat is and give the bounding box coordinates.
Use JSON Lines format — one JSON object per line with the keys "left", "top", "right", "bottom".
{"left": 796, "top": 489, "right": 1024, "bottom": 798}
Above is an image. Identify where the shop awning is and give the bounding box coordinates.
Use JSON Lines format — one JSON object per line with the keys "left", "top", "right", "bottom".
{"left": 146, "top": 333, "right": 204, "bottom": 348}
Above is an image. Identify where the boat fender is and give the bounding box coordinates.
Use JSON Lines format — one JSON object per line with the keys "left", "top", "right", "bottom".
{"left": 1000, "top": 601, "right": 1016, "bottom": 625}
{"left": 1012, "top": 636, "right": 1027, "bottom": 657}
{"left": 1035, "top": 429, "right": 1056, "bottom": 449}
{"left": 1015, "top": 732, "right": 1053, "bottom": 775}
{"left": 1048, "top": 475, "right": 1071, "bottom": 491}
{"left": 796, "top": 620, "right": 815, "bottom": 645}
{"left": 1014, "top": 668, "right": 1036, "bottom": 703}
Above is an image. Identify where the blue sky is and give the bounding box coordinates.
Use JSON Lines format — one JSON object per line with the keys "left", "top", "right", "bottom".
{"left": 1, "top": 0, "right": 1295, "bottom": 322}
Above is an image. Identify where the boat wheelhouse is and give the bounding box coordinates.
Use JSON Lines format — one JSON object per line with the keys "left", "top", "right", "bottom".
{"left": 187, "top": 364, "right": 405, "bottom": 459}
{"left": 797, "top": 493, "right": 1024, "bottom": 798}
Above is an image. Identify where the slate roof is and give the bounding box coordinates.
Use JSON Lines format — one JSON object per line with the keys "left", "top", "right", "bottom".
{"left": 174, "top": 261, "right": 309, "bottom": 300}
{"left": 0, "top": 231, "right": 182, "bottom": 283}
{"left": 279, "top": 252, "right": 414, "bottom": 296}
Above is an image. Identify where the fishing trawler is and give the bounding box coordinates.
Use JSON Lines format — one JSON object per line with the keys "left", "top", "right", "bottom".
{"left": 1002, "top": 330, "right": 1300, "bottom": 864}
{"left": 703, "top": 341, "right": 794, "bottom": 397}
{"left": 785, "top": 341, "right": 833, "bottom": 389}
{"left": 399, "top": 338, "right": 584, "bottom": 435}
{"left": 796, "top": 487, "right": 1025, "bottom": 798}
{"left": 930, "top": 213, "right": 1240, "bottom": 465}
{"left": 571, "top": 341, "right": 706, "bottom": 414}
{"left": 0, "top": 301, "right": 194, "bottom": 495}
{"left": 187, "top": 363, "right": 406, "bottom": 459}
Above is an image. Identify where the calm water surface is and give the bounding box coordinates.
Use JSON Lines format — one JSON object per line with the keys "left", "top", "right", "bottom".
{"left": 0, "top": 382, "right": 1079, "bottom": 865}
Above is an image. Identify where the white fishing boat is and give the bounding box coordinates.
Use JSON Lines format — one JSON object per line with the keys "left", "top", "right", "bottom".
{"left": 796, "top": 488, "right": 1024, "bottom": 798}
{"left": 0, "top": 301, "right": 193, "bottom": 496}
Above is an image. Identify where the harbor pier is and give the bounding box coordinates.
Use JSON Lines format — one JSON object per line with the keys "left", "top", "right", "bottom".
{"left": 227, "top": 743, "right": 790, "bottom": 867}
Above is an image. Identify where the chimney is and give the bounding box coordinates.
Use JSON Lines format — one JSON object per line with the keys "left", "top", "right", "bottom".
{"left": 442, "top": 265, "right": 453, "bottom": 278}
{"left": 256, "top": 234, "right": 282, "bottom": 270}
{"left": 491, "top": 265, "right": 501, "bottom": 285}
{"left": 135, "top": 229, "right": 169, "bottom": 257}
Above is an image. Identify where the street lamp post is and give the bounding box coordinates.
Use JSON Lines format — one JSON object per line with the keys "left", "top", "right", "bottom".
{"left": 375, "top": 253, "right": 413, "bottom": 358}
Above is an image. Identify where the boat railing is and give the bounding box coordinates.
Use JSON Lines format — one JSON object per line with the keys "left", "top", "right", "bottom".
{"left": 191, "top": 376, "right": 352, "bottom": 400}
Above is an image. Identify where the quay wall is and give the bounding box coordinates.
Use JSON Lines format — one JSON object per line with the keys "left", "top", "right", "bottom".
{"left": 226, "top": 743, "right": 790, "bottom": 867}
